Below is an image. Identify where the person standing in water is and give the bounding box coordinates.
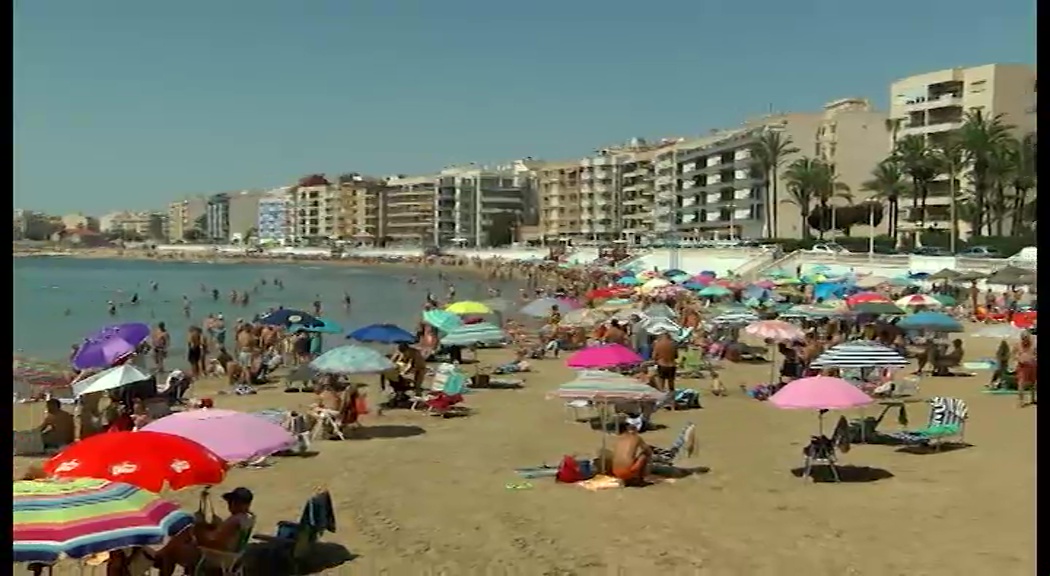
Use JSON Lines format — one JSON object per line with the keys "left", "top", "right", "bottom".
{"left": 313, "top": 296, "right": 322, "bottom": 316}
{"left": 152, "top": 322, "right": 170, "bottom": 373}
{"left": 343, "top": 292, "right": 352, "bottom": 313}
{"left": 107, "top": 300, "right": 117, "bottom": 316}
{"left": 182, "top": 296, "right": 191, "bottom": 318}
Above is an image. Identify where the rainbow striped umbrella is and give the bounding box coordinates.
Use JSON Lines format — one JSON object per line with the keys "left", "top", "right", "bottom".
{"left": 14, "top": 478, "right": 193, "bottom": 563}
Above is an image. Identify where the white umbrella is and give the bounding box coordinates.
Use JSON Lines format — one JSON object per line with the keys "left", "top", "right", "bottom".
{"left": 72, "top": 364, "right": 151, "bottom": 397}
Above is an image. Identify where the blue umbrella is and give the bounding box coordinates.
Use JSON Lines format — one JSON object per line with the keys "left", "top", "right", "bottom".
{"left": 682, "top": 281, "right": 705, "bottom": 291}
{"left": 662, "top": 269, "right": 688, "bottom": 278}
{"left": 347, "top": 323, "right": 417, "bottom": 344}
{"left": 896, "top": 311, "right": 963, "bottom": 333}
{"left": 422, "top": 309, "right": 463, "bottom": 333}
{"left": 616, "top": 276, "right": 641, "bottom": 286}
{"left": 440, "top": 322, "right": 508, "bottom": 347}
{"left": 309, "top": 345, "right": 396, "bottom": 375}
{"left": 289, "top": 317, "right": 343, "bottom": 334}
{"left": 257, "top": 309, "right": 323, "bottom": 328}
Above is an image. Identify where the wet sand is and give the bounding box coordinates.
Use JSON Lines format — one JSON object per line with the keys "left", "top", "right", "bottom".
{"left": 13, "top": 329, "right": 1036, "bottom": 575}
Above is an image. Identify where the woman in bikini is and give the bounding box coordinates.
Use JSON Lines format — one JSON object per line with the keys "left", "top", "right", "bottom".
{"left": 187, "top": 327, "right": 205, "bottom": 379}
{"left": 1013, "top": 331, "right": 1037, "bottom": 407}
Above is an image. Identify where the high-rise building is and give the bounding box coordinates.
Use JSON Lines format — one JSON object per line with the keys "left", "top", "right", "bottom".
{"left": 383, "top": 175, "right": 435, "bottom": 245}
{"left": 335, "top": 174, "right": 389, "bottom": 243}
{"left": 167, "top": 197, "right": 207, "bottom": 242}
{"left": 227, "top": 191, "right": 262, "bottom": 242}
{"left": 287, "top": 175, "right": 338, "bottom": 244}
{"left": 888, "top": 63, "right": 1037, "bottom": 232}
{"left": 257, "top": 188, "right": 291, "bottom": 245}
{"left": 205, "top": 194, "right": 230, "bottom": 242}
{"left": 434, "top": 162, "right": 533, "bottom": 246}
{"left": 536, "top": 160, "right": 582, "bottom": 240}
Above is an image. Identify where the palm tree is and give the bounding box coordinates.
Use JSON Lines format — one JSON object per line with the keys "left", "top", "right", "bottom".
{"left": 861, "top": 160, "right": 908, "bottom": 242}
{"left": 986, "top": 142, "right": 1013, "bottom": 237}
{"left": 782, "top": 157, "right": 849, "bottom": 239}
{"left": 811, "top": 161, "right": 852, "bottom": 239}
{"left": 751, "top": 130, "right": 799, "bottom": 237}
{"left": 1006, "top": 132, "right": 1037, "bottom": 235}
{"left": 957, "top": 110, "right": 1013, "bottom": 235}
{"left": 932, "top": 137, "right": 966, "bottom": 252}
{"left": 891, "top": 135, "right": 938, "bottom": 228}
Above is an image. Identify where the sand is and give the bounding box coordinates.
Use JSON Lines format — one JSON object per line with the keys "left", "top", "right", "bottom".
{"left": 13, "top": 328, "right": 1036, "bottom": 575}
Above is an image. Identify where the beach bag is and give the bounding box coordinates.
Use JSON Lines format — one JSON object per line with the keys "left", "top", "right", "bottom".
{"left": 555, "top": 455, "right": 584, "bottom": 483}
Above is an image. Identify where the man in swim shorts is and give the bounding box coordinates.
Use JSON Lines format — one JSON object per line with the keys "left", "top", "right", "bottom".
{"left": 610, "top": 422, "right": 651, "bottom": 487}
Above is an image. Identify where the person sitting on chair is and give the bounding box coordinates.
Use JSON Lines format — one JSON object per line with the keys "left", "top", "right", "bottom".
{"left": 152, "top": 487, "right": 256, "bottom": 576}
{"left": 311, "top": 381, "right": 343, "bottom": 419}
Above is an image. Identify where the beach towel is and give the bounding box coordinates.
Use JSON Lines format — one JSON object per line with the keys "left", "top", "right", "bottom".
{"left": 578, "top": 475, "right": 624, "bottom": 491}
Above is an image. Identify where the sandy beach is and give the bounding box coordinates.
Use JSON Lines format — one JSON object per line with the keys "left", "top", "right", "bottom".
{"left": 13, "top": 327, "right": 1036, "bottom": 576}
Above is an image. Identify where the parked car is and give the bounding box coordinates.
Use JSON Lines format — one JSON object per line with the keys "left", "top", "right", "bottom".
{"left": 912, "top": 246, "right": 953, "bottom": 257}
{"left": 958, "top": 245, "right": 1003, "bottom": 258}
{"left": 809, "top": 242, "right": 850, "bottom": 254}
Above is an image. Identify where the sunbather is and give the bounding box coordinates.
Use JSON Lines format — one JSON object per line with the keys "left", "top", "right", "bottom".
{"left": 609, "top": 422, "right": 651, "bottom": 487}
{"left": 152, "top": 487, "right": 256, "bottom": 576}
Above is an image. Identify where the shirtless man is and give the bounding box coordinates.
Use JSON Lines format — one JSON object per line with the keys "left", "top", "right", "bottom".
{"left": 151, "top": 322, "right": 170, "bottom": 373}
{"left": 652, "top": 332, "right": 679, "bottom": 397}
{"left": 40, "top": 399, "right": 75, "bottom": 449}
{"left": 604, "top": 320, "right": 627, "bottom": 345}
{"left": 610, "top": 422, "right": 651, "bottom": 487}
{"left": 394, "top": 343, "right": 426, "bottom": 394}
{"left": 236, "top": 325, "right": 257, "bottom": 369}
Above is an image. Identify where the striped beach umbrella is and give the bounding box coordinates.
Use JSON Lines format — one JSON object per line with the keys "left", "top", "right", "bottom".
{"left": 14, "top": 478, "right": 193, "bottom": 563}
{"left": 809, "top": 340, "right": 909, "bottom": 370}
{"left": 440, "top": 322, "right": 508, "bottom": 346}
{"left": 896, "top": 294, "right": 943, "bottom": 309}
{"left": 710, "top": 310, "right": 760, "bottom": 326}
{"left": 422, "top": 309, "right": 463, "bottom": 333}
{"left": 549, "top": 371, "right": 667, "bottom": 402}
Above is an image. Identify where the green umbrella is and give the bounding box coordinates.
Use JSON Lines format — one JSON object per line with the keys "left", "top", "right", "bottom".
{"left": 932, "top": 294, "right": 957, "bottom": 306}
{"left": 853, "top": 301, "right": 907, "bottom": 315}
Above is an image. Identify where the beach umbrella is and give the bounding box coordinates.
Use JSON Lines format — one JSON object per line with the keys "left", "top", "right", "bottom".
{"left": 774, "top": 277, "right": 802, "bottom": 286}
{"left": 698, "top": 285, "right": 732, "bottom": 298}
{"left": 310, "top": 345, "right": 396, "bottom": 375}
{"left": 650, "top": 285, "right": 689, "bottom": 299}
{"left": 14, "top": 355, "right": 72, "bottom": 388}
{"left": 769, "top": 376, "right": 874, "bottom": 434}
{"left": 852, "top": 301, "right": 906, "bottom": 316}
{"left": 289, "top": 317, "right": 343, "bottom": 334}
{"left": 808, "top": 340, "right": 909, "bottom": 370}
{"left": 972, "top": 324, "right": 1027, "bottom": 339}
{"left": 45, "top": 431, "right": 227, "bottom": 492}
{"left": 585, "top": 288, "right": 624, "bottom": 300}
{"left": 616, "top": 276, "right": 642, "bottom": 286}
{"left": 142, "top": 409, "right": 297, "bottom": 463}
{"left": 13, "top": 478, "right": 193, "bottom": 563}
{"left": 520, "top": 297, "right": 579, "bottom": 318}
{"left": 560, "top": 308, "right": 611, "bottom": 328}
{"left": 955, "top": 271, "right": 988, "bottom": 282}
{"left": 71, "top": 364, "right": 150, "bottom": 398}
{"left": 897, "top": 311, "right": 964, "bottom": 333}
{"left": 765, "top": 269, "right": 792, "bottom": 279}
{"left": 598, "top": 298, "right": 635, "bottom": 312}
{"left": 846, "top": 292, "right": 890, "bottom": 307}
{"left": 446, "top": 300, "right": 493, "bottom": 315}
{"left": 931, "top": 294, "right": 957, "bottom": 307}
{"left": 565, "top": 344, "right": 643, "bottom": 369}
{"left": 986, "top": 265, "right": 1033, "bottom": 285}
{"left": 643, "top": 302, "right": 677, "bottom": 319}
{"left": 752, "top": 279, "right": 776, "bottom": 289}
{"left": 895, "top": 294, "right": 943, "bottom": 309}
{"left": 682, "top": 281, "right": 706, "bottom": 291}
{"left": 885, "top": 276, "right": 916, "bottom": 288}
{"left": 347, "top": 323, "right": 417, "bottom": 344}
{"left": 257, "top": 309, "right": 323, "bottom": 328}
{"left": 853, "top": 275, "right": 889, "bottom": 289}
{"left": 668, "top": 273, "right": 692, "bottom": 284}
{"left": 422, "top": 309, "right": 463, "bottom": 333}
{"left": 440, "top": 322, "right": 508, "bottom": 347}
{"left": 612, "top": 307, "right": 648, "bottom": 322}
{"left": 549, "top": 371, "right": 666, "bottom": 402}
{"left": 661, "top": 269, "right": 688, "bottom": 278}
{"left": 641, "top": 316, "right": 690, "bottom": 338}
{"left": 710, "top": 310, "right": 760, "bottom": 326}
{"left": 72, "top": 322, "right": 151, "bottom": 370}
{"left": 745, "top": 320, "right": 805, "bottom": 342}
{"left": 928, "top": 268, "right": 961, "bottom": 281}
{"left": 640, "top": 278, "right": 671, "bottom": 292}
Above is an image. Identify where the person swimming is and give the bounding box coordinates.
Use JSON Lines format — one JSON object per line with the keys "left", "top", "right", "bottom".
{"left": 130, "top": 293, "right": 139, "bottom": 305}
{"left": 107, "top": 300, "right": 117, "bottom": 315}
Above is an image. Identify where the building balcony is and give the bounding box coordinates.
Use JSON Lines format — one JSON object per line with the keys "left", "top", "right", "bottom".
{"left": 899, "top": 121, "right": 964, "bottom": 136}
{"left": 900, "top": 94, "right": 963, "bottom": 110}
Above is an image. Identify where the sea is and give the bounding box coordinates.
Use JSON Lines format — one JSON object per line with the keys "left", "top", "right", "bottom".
{"left": 13, "top": 257, "right": 522, "bottom": 363}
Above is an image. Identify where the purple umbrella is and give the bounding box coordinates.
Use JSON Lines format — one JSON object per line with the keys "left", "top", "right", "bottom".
{"left": 141, "top": 409, "right": 296, "bottom": 463}
{"left": 72, "top": 323, "right": 151, "bottom": 370}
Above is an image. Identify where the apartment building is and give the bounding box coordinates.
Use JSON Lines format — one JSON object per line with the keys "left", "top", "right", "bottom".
{"left": 889, "top": 63, "right": 1037, "bottom": 230}
{"left": 536, "top": 160, "right": 582, "bottom": 240}
{"left": 384, "top": 174, "right": 436, "bottom": 245}
{"left": 287, "top": 175, "right": 338, "bottom": 244}
{"left": 257, "top": 188, "right": 291, "bottom": 245}
{"left": 99, "top": 211, "right": 156, "bottom": 238}
{"left": 167, "top": 197, "right": 207, "bottom": 242}
{"left": 60, "top": 213, "right": 100, "bottom": 232}
{"left": 434, "top": 162, "right": 533, "bottom": 246}
{"left": 335, "top": 174, "right": 389, "bottom": 242}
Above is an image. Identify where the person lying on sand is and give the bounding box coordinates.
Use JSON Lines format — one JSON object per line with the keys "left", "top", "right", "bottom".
{"left": 610, "top": 422, "right": 652, "bottom": 487}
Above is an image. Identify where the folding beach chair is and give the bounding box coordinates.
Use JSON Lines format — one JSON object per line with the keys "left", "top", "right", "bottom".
{"left": 254, "top": 491, "right": 336, "bottom": 575}
{"left": 311, "top": 409, "right": 345, "bottom": 441}
{"left": 651, "top": 422, "right": 697, "bottom": 467}
{"left": 411, "top": 363, "right": 469, "bottom": 416}
{"left": 884, "top": 397, "right": 969, "bottom": 450}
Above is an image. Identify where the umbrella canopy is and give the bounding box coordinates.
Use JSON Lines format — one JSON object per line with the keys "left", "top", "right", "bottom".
{"left": 565, "top": 344, "right": 643, "bottom": 369}
{"left": 520, "top": 297, "right": 580, "bottom": 318}
{"left": 256, "top": 309, "right": 322, "bottom": 328}
{"left": 769, "top": 376, "right": 874, "bottom": 410}
{"left": 289, "top": 317, "right": 343, "bottom": 334}
{"left": 142, "top": 409, "right": 296, "bottom": 463}
{"left": 698, "top": 285, "right": 732, "bottom": 298}
{"left": 550, "top": 371, "right": 666, "bottom": 402}
{"left": 13, "top": 478, "right": 193, "bottom": 563}
{"left": 599, "top": 298, "right": 635, "bottom": 312}
{"left": 955, "top": 271, "right": 988, "bottom": 282}
{"left": 852, "top": 301, "right": 907, "bottom": 316}
{"left": 643, "top": 303, "right": 677, "bottom": 319}
{"left": 897, "top": 311, "right": 964, "bottom": 332}
{"left": 765, "top": 269, "right": 792, "bottom": 279}
{"left": 347, "top": 323, "right": 417, "bottom": 344}
{"left": 560, "top": 308, "right": 611, "bottom": 328}
{"left": 14, "top": 356, "right": 72, "bottom": 388}
{"left": 45, "top": 432, "right": 227, "bottom": 492}
{"left": 896, "top": 294, "right": 943, "bottom": 309}
{"left": 681, "top": 281, "right": 706, "bottom": 291}
{"left": 710, "top": 310, "right": 760, "bottom": 326}
{"left": 661, "top": 269, "right": 688, "bottom": 278}
{"left": 846, "top": 292, "right": 891, "bottom": 307}
{"left": 986, "top": 265, "right": 1033, "bottom": 285}
{"left": 616, "top": 276, "right": 642, "bottom": 286}
{"left": 422, "top": 309, "right": 463, "bottom": 333}
{"left": 809, "top": 340, "right": 909, "bottom": 370}
{"left": 744, "top": 320, "right": 804, "bottom": 342}
{"left": 931, "top": 294, "right": 957, "bottom": 306}
{"left": 72, "top": 364, "right": 150, "bottom": 398}
{"left": 440, "top": 322, "right": 508, "bottom": 347}
{"left": 72, "top": 323, "right": 151, "bottom": 370}
{"left": 446, "top": 301, "right": 493, "bottom": 315}
{"left": 310, "top": 345, "right": 396, "bottom": 375}
{"left": 928, "top": 268, "right": 962, "bottom": 281}
{"left": 640, "top": 278, "right": 672, "bottom": 292}
{"left": 972, "top": 324, "right": 1027, "bottom": 339}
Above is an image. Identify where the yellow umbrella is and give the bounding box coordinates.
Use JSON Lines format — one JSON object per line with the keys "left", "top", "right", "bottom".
{"left": 445, "top": 301, "right": 493, "bottom": 315}
{"left": 640, "top": 278, "right": 671, "bottom": 293}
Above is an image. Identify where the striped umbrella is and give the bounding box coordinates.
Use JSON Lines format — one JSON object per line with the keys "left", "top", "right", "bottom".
{"left": 14, "top": 478, "right": 193, "bottom": 563}
{"left": 422, "top": 309, "right": 464, "bottom": 333}
{"left": 896, "top": 294, "right": 943, "bottom": 309}
{"left": 560, "top": 308, "right": 611, "bottom": 328}
{"left": 440, "top": 322, "right": 508, "bottom": 346}
{"left": 710, "top": 310, "right": 760, "bottom": 326}
{"left": 809, "top": 340, "right": 909, "bottom": 370}
{"left": 309, "top": 345, "right": 396, "bottom": 375}
{"left": 549, "top": 371, "right": 667, "bottom": 402}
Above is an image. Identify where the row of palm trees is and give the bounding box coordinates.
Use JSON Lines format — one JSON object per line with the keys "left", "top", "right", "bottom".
{"left": 751, "top": 110, "right": 1037, "bottom": 246}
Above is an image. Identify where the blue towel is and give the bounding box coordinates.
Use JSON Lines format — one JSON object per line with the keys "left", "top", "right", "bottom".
{"left": 301, "top": 491, "right": 337, "bottom": 534}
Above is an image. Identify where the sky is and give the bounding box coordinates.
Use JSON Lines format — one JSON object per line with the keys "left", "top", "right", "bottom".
{"left": 14, "top": 0, "right": 1036, "bottom": 214}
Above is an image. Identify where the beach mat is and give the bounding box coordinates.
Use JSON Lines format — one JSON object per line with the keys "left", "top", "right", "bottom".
{"left": 983, "top": 389, "right": 1019, "bottom": 395}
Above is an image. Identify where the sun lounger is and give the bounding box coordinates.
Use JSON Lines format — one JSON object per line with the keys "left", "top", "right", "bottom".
{"left": 254, "top": 491, "right": 335, "bottom": 574}
{"left": 411, "top": 364, "right": 469, "bottom": 416}
{"left": 884, "top": 397, "right": 968, "bottom": 450}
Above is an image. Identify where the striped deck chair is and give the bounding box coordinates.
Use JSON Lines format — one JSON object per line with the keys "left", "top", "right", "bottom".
{"left": 651, "top": 422, "right": 697, "bottom": 466}
{"left": 886, "top": 397, "right": 968, "bottom": 450}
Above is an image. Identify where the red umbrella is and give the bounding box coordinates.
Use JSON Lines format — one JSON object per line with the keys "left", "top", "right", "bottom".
{"left": 44, "top": 431, "right": 227, "bottom": 492}
{"left": 586, "top": 287, "right": 630, "bottom": 300}
{"left": 846, "top": 292, "right": 890, "bottom": 307}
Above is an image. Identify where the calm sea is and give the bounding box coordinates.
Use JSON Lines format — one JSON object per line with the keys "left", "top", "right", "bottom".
{"left": 13, "top": 257, "right": 520, "bottom": 362}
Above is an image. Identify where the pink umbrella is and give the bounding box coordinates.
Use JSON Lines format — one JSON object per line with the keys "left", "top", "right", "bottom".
{"left": 141, "top": 409, "right": 297, "bottom": 463}
{"left": 565, "top": 344, "right": 643, "bottom": 369}
{"left": 745, "top": 320, "right": 804, "bottom": 342}
{"left": 769, "top": 376, "right": 873, "bottom": 410}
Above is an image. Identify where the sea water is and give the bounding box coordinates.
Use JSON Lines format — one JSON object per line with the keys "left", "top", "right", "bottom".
{"left": 13, "top": 257, "right": 520, "bottom": 362}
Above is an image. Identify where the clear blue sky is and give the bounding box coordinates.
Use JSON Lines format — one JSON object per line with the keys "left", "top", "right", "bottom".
{"left": 15, "top": 0, "right": 1035, "bottom": 214}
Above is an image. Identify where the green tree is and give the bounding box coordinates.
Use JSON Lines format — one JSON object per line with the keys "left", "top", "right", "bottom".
{"left": 750, "top": 130, "right": 799, "bottom": 237}
{"left": 957, "top": 109, "right": 1012, "bottom": 235}
{"left": 932, "top": 137, "right": 966, "bottom": 252}
{"left": 891, "top": 135, "right": 939, "bottom": 228}
{"left": 861, "top": 159, "right": 909, "bottom": 241}
{"left": 1005, "top": 132, "right": 1037, "bottom": 235}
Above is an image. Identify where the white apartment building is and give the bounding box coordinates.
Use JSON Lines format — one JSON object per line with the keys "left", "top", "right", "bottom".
{"left": 889, "top": 63, "right": 1037, "bottom": 232}
{"left": 434, "top": 161, "right": 534, "bottom": 246}
{"left": 286, "top": 176, "right": 338, "bottom": 244}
